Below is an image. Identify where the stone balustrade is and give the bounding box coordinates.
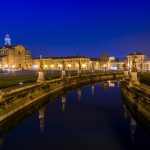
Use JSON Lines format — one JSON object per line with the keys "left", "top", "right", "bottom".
{"left": 0, "top": 72, "right": 123, "bottom": 122}
{"left": 121, "top": 81, "right": 150, "bottom": 120}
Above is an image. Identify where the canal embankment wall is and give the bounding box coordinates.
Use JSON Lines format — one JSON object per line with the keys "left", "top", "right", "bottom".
{"left": 0, "top": 73, "right": 123, "bottom": 122}
{"left": 121, "top": 81, "right": 150, "bottom": 123}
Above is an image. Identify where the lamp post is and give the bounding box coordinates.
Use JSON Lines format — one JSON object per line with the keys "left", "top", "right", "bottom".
{"left": 37, "top": 55, "right": 45, "bottom": 83}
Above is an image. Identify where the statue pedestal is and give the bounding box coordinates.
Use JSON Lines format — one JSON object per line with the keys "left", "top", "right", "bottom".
{"left": 124, "top": 70, "right": 129, "bottom": 79}
{"left": 78, "top": 69, "right": 81, "bottom": 76}
{"left": 61, "top": 70, "right": 66, "bottom": 78}
{"left": 37, "top": 71, "right": 45, "bottom": 83}
{"left": 91, "top": 69, "right": 94, "bottom": 74}
{"left": 129, "top": 72, "right": 140, "bottom": 87}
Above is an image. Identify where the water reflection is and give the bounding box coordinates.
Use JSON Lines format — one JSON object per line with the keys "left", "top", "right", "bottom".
{"left": 39, "top": 106, "right": 46, "bottom": 133}
{"left": 108, "top": 80, "right": 115, "bottom": 87}
{"left": 77, "top": 88, "right": 82, "bottom": 102}
{"left": 123, "top": 104, "right": 137, "bottom": 143}
{"left": 122, "top": 94, "right": 150, "bottom": 144}
{"left": 102, "top": 81, "right": 109, "bottom": 90}
{"left": 130, "top": 116, "right": 137, "bottom": 143}
{"left": 92, "top": 84, "right": 95, "bottom": 95}
{"left": 124, "top": 103, "right": 138, "bottom": 143}
{"left": 0, "top": 80, "right": 150, "bottom": 150}
{"left": 0, "top": 137, "right": 4, "bottom": 149}
{"left": 123, "top": 104, "right": 128, "bottom": 119}
{"left": 101, "top": 80, "right": 118, "bottom": 90}
{"left": 61, "top": 95, "right": 67, "bottom": 112}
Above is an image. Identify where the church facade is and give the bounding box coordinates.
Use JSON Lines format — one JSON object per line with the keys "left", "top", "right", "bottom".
{"left": 0, "top": 34, "right": 32, "bottom": 69}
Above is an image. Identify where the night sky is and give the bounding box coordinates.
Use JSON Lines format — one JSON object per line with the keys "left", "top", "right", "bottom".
{"left": 0, "top": 0, "right": 150, "bottom": 58}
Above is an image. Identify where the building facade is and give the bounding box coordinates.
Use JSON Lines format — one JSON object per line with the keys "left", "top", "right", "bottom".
{"left": 0, "top": 34, "right": 32, "bottom": 69}
{"left": 126, "top": 52, "right": 150, "bottom": 71}
{"left": 33, "top": 56, "right": 99, "bottom": 70}
{"left": 0, "top": 34, "right": 149, "bottom": 71}
{"left": 0, "top": 45, "right": 32, "bottom": 69}
{"left": 31, "top": 52, "right": 150, "bottom": 71}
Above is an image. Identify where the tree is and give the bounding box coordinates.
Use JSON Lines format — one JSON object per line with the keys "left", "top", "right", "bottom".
{"left": 99, "top": 52, "right": 109, "bottom": 68}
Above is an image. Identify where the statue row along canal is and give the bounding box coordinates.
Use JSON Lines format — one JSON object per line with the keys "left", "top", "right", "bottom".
{"left": 0, "top": 80, "right": 150, "bottom": 150}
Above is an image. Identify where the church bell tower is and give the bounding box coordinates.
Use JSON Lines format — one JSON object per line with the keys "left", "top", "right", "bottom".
{"left": 4, "top": 33, "right": 11, "bottom": 46}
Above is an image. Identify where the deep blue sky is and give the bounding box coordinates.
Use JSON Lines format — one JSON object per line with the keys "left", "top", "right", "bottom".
{"left": 0, "top": 0, "right": 150, "bottom": 58}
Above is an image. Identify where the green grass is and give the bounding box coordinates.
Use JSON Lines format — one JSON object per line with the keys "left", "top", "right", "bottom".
{"left": 0, "top": 73, "right": 61, "bottom": 89}
{"left": 0, "top": 75, "right": 37, "bottom": 89}
{"left": 140, "top": 73, "right": 150, "bottom": 86}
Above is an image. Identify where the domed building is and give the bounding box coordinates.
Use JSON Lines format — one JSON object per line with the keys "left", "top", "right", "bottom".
{"left": 0, "top": 34, "right": 32, "bottom": 69}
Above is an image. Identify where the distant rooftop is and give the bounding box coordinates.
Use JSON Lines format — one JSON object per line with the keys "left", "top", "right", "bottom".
{"left": 128, "top": 52, "right": 143, "bottom": 56}
{"left": 90, "top": 58, "right": 99, "bottom": 61}
{"left": 0, "top": 45, "right": 27, "bottom": 50}
{"left": 0, "top": 45, "right": 15, "bottom": 49}
{"left": 33, "top": 55, "right": 89, "bottom": 59}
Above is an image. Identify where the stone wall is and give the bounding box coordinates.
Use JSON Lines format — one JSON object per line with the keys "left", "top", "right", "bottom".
{"left": 121, "top": 81, "right": 150, "bottom": 123}
{"left": 0, "top": 73, "right": 123, "bottom": 122}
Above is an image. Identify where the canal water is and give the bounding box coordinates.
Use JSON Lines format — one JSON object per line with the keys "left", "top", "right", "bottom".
{"left": 0, "top": 81, "right": 150, "bottom": 150}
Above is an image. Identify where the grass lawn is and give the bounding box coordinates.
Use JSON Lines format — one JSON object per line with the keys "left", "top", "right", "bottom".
{"left": 140, "top": 73, "right": 150, "bottom": 86}
{"left": 0, "top": 73, "right": 61, "bottom": 89}
{"left": 0, "top": 75, "right": 37, "bottom": 89}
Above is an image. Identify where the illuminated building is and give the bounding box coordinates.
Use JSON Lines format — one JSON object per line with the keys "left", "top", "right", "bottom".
{"left": 126, "top": 52, "right": 150, "bottom": 71}
{"left": 4, "top": 33, "right": 11, "bottom": 46}
{"left": 0, "top": 45, "right": 32, "bottom": 69}
{"left": 0, "top": 34, "right": 32, "bottom": 69}
{"left": 0, "top": 35, "right": 150, "bottom": 71}
{"left": 33, "top": 56, "right": 94, "bottom": 70}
